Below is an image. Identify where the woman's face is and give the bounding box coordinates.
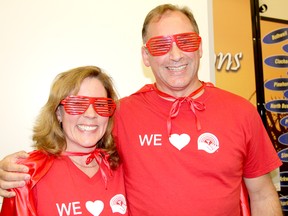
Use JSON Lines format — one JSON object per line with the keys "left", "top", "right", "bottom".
{"left": 57, "top": 77, "right": 109, "bottom": 152}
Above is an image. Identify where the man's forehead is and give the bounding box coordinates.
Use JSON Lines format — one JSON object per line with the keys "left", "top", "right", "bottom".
{"left": 143, "top": 10, "right": 196, "bottom": 43}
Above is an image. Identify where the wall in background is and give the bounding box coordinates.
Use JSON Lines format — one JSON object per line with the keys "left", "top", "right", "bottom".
{"left": 213, "top": 0, "right": 256, "bottom": 104}
{"left": 0, "top": 1, "right": 213, "bottom": 162}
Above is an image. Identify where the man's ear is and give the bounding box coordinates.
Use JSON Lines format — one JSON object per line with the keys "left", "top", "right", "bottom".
{"left": 198, "top": 41, "right": 203, "bottom": 58}
{"left": 141, "top": 46, "right": 151, "bottom": 67}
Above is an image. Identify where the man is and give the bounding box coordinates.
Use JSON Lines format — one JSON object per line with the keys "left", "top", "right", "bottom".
{"left": 0, "top": 4, "right": 283, "bottom": 216}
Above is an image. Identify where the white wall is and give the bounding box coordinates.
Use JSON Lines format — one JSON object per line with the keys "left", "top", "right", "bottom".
{"left": 0, "top": 0, "right": 214, "bottom": 160}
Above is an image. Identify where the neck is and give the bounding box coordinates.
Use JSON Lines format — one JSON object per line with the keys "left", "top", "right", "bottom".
{"left": 63, "top": 149, "right": 100, "bottom": 177}
{"left": 154, "top": 80, "right": 205, "bottom": 100}
{"left": 69, "top": 156, "right": 99, "bottom": 177}
{"left": 69, "top": 155, "right": 98, "bottom": 167}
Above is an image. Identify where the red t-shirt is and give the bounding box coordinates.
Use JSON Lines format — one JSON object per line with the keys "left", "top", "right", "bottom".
{"left": 114, "top": 84, "right": 282, "bottom": 216}
{"left": 34, "top": 156, "right": 127, "bottom": 216}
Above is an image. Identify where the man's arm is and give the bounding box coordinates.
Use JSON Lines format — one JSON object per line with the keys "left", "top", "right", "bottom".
{"left": 244, "top": 174, "right": 283, "bottom": 216}
{"left": 0, "top": 151, "right": 30, "bottom": 198}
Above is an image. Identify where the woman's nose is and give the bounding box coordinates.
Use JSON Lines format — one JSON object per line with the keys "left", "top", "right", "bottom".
{"left": 83, "top": 104, "right": 98, "bottom": 118}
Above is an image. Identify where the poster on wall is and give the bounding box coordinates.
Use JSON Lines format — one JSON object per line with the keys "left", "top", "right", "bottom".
{"left": 213, "top": 0, "right": 256, "bottom": 105}
{"left": 261, "top": 20, "right": 288, "bottom": 212}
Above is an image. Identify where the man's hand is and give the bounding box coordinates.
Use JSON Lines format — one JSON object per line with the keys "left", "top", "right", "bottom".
{"left": 0, "top": 151, "right": 30, "bottom": 198}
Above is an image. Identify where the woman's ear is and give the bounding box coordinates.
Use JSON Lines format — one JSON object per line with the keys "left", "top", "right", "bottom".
{"left": 56, "top": 106, "right": 63, "bottom": 123}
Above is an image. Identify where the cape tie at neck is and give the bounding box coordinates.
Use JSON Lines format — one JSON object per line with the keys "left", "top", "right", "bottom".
{"left": 153, "top": 81, "right": 207, "bottom": 136}
{"left": 63, "top": 149, "right": 111, "bottom": 189}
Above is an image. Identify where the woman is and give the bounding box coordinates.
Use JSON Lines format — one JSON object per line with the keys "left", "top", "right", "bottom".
{"left": 0, "top": 66, "right": 127, "bottom": 216}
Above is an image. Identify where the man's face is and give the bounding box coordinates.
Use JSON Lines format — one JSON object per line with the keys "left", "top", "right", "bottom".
{"left": 142, "top": 11, "right": 202, "bottom": 97}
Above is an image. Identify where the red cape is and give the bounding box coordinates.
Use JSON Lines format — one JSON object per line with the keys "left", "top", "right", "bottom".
{"left": 0, "top": 150, "right": 54, "bottom": 216}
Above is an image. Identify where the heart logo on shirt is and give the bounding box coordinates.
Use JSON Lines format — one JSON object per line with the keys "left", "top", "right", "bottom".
{"left": 169, "top": 133, "right": 190, "bottom": 150}
{"left": 86, "top": 200, "right": 104, "bottom": 216}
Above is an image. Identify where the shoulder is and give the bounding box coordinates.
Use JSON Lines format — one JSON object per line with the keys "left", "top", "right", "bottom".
{"left": 119, "top": 84, "right": 155, "bottom": 105}
{"left": 206, "top": 86, "right": 255, "bottom": 108}
{"left": 17, "top": 150, "right": 52, "bottom": 164}
{"left": 17, "top": 150, "right": 55, "bottom": 177}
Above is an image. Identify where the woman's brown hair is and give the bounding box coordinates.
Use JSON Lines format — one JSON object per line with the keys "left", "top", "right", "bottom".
{"left": 32, "top": 66, "right": 120, "bottom": 169}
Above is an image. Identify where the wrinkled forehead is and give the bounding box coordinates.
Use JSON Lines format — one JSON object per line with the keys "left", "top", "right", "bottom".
{"left": 145, "top": 11, "right": 196, "bottom": 42}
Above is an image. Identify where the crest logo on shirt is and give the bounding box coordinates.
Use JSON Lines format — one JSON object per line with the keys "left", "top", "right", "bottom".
{"left": 110, "top": 194, "right": 127, "bottom": 214}
{"left": 169, "top": 133, "right": 191, "bottom": 150}
{"left": 197, "top": 132, "right": 219, "bottom": 153}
